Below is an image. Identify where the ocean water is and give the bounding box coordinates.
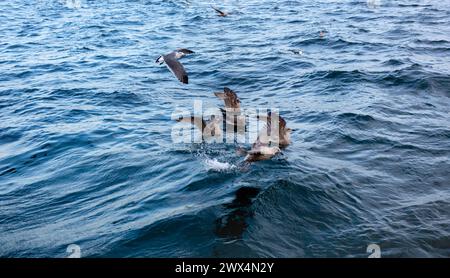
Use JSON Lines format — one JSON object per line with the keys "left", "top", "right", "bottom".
{"left": 0, "top": 0, "right": 449, "bottom": 258}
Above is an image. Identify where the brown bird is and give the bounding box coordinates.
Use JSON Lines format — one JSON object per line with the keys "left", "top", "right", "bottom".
{"left": 211, "top": 6, "right": 229, "bottom": 17}
{"left": 238, "top": 111, "right": 293, "bottom": 163}
{"left": 243, "top": 140, "right": 281, "bottom": 163}
{"left": 176, "top": 115, "right": 222, "bottom": 141}
{"left": 256, "top": 111, "right": 292, "bottom": 148}
{"left": 214, "top": 87, "right": 241, "bottom": 113}
{"left": 214, "top": 87, "right": 246, "bottom": 135}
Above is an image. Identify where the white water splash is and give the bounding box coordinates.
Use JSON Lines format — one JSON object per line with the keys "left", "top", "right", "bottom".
{"left": 203, "top": 158, "right": 236, "bottom": 172}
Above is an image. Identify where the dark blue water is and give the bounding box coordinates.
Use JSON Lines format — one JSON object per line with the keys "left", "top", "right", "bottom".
{"left": 1, "top": 0, "right": 449, "bottom": 258}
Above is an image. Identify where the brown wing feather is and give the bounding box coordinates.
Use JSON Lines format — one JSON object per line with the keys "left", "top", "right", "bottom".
{"left": 211, "top": 6, "right": 226, "bottom": 16}
{"left": 218, "top": 87, "right": 240, "bottom": 109}
{"left": 259, "top": 112, "right": 287, "bottom": 129}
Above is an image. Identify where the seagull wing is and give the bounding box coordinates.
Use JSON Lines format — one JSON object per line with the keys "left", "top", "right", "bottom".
{"left": 177, "top": 48, "right": 194, "bottom": 54}
{"left": 164, "top": 54, "right": 189, "bottom": 84}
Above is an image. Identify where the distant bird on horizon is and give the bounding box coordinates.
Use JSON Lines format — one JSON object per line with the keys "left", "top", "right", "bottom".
{"left": 156, "top": 49, "right": 194, "bottom": 84}
{"left": 211, "top": 6, "right": 229, "bottom": 17}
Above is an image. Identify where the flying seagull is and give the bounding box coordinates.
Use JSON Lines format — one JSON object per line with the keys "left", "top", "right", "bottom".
{"left": 211, "top": 6, "right": 228, "bottom": 17}
{"left": 156, "top": 49, "right": 194, "bottom": 84}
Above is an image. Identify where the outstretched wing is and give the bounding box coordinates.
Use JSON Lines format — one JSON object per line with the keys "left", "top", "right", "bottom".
{"left": 214, "top": 87, "right": 240, "bottom": 110}
{"left": 177, "top": 48, "right": 194, "bottom": 54}
{"left": 224, "top": 87, "right": 240, "bottom": 109}
{"left": 258, "top": 112, "right": 287, "bottom": 129}
{"left": 211, "top": 6, "right": 227, "bottom": 16}
{"left": 164, "top": 54, "right": 189, "bottom": 84}
{"left": 251, "top": 134, "right": 267, "bottom": 149}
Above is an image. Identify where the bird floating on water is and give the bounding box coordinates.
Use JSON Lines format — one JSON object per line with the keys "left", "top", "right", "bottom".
{"left": 156, "top": 49, "right": 194, "bottom": 84}
{"left": 243, "top": 141, "right": 281, "bottom": 163}
{"left": 257, "top": 111, "right": 292, "bottom": 148}
{"left": 239, "top": 112, "right": 292, "bottom": 163}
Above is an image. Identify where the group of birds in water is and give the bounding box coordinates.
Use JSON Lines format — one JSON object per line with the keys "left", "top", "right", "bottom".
{"left": 156, "top": 6, "right": 297, "bottom": 164}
